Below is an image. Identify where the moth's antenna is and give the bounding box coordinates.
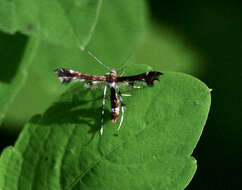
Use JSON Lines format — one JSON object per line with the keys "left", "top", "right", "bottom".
{"left": 116, "top": 52, "right": 133, "bottom": 74}
{"left": 121, "top": 52, "right": 132, "bottom": 66}
{"left": 87, "top": 50, "right": 111, "bottom": 71}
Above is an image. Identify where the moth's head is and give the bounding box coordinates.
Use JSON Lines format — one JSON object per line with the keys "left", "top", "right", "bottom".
{"left": 107, "top": 69, "right": 117, "bottom": 76}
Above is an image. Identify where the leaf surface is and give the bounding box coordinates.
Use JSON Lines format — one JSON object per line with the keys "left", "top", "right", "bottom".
{"left": 0, "top": 64, "right": 211, "bottom": 190}
{"left": 87, "top": 0, "right": 147, "bottom": 66}
{"left": 0, "top": 32, "right": 39, "bottom": 123}
{"left": 0, "top": 0, "right": 102, "bottom": 48}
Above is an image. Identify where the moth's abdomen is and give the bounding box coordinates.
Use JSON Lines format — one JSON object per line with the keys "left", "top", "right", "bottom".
{"left": 110, "top": 87, "right": 120, "bottom": 123}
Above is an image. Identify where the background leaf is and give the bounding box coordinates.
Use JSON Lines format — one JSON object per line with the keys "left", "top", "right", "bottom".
{"left": 87, "top": 0, "right": 147, "bottom": 66}
{"left": 0, "top": 33, "right": 39, "bottom": 124}
{"left": 0, "top": 0, "right": 102, "bottom": 48}
{"left": 0, "top": 64, "right": 211, "bottom": 190}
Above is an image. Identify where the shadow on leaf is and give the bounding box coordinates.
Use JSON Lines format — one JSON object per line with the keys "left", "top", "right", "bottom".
{"left": 30, "top": 84, "right": 112, "bottom": 136}
{"left": 0, "top": 32, "right": 28, "bottom": 83}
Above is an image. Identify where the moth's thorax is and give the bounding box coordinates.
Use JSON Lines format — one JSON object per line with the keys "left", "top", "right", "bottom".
{"left": 106, "top": 69, "right": 118, "bottom": 83}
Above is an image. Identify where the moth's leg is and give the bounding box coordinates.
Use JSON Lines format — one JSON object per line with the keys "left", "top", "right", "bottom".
{"left": 100, "top": 85, "right": 107, "bottom": 135}
{"left": 124, "top": 82, "right": 141, "bottom": 89}
{"left": 84, "top": 81, "right": 95, "bottom": 88}
{"left": 117, "top": 89, "right": 126, "bottom": 131}
{"left": 121, "top": 93, "right": 132, "bottom": 97}
{"left": 84, "top": 81, "right": 102, "bottom": 89}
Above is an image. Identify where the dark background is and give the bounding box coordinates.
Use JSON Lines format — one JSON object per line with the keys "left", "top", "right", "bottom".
{"left": 0, "top": 0, "right": 241, "bottom": 189}
{"left": 148, "top": 0, "right": 242, "bottom": 189}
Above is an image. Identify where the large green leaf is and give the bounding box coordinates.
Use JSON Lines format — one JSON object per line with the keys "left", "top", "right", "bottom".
{"left": 0, "top": 0, "right": 102, "bottom": 48}
{"left": 0, "top": 64, "right": 211, "bottom": 190}
{"left": 87, "top": 0, "right": 147, "bottom": 66}
{"left": 0, "top": 32, "right": 39, "bottom": 123}
{"left": 3, "top": 0, "right": 147, "bottom": 126}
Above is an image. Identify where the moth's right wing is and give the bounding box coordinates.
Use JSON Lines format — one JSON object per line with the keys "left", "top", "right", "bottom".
{"left": 118, "top": 71, "right": 163, "bottom": 87}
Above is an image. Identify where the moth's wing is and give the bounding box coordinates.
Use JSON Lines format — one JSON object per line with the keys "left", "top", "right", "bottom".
{"left": 54, "top": 68, "right": 106, "bottom": 83}
{"left": 118, "top": 71, "right": 162, "bottom": 87}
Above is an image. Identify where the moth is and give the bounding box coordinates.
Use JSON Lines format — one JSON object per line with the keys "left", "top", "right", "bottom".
{"left": 54, "top": 51, "right": 162, "bottom": 135}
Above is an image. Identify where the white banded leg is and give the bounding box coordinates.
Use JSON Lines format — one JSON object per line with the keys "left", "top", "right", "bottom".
{"left": 100, "top": 85, "right": 107, "bottom": 135}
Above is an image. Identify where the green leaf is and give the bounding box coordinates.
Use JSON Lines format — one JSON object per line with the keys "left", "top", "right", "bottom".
{"left": 0, "top": 147, "right": 23, "bottom": 190}
{"left": 0, "top": 0, "right": 103, "bottom": 48}
{"left": 0, "top": 64, "right": 211, "bottom": 190}
{"left": 0, "top": 32, "right": 39, "bottom": 124}
{"left": 87, "top": 0, "right": 147, "bottom": 65}
{"left": 3, "top": 0, "right": 147, "bottom": 126}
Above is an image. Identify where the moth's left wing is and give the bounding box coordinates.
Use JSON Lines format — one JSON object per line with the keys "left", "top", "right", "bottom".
{"left": 117, "top": 71, "right": 162, "bottom": 87}
{"left": 54, "top": 68, "right": 106, "bottom": 83}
